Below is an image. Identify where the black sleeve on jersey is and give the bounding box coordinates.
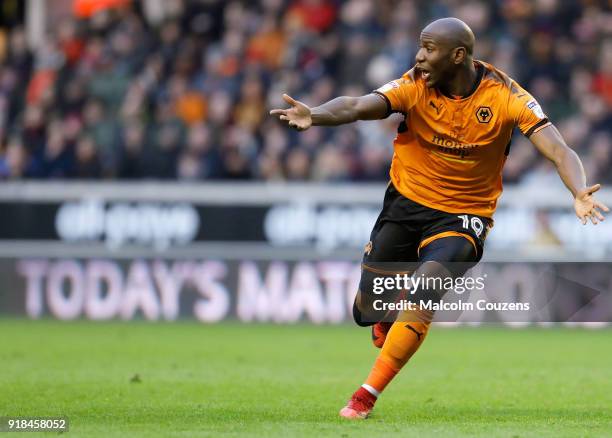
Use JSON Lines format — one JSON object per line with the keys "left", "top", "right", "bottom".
{"left": 524, "top": 118, "right": 550, "bottom": 138}
{"left": 372, "top": 91, "right": 392, "bottom": 118}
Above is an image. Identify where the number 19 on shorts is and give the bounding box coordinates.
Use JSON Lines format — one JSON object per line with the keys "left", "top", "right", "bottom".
{"left": 458, "top": 214, "right": 484, "bottom": 237}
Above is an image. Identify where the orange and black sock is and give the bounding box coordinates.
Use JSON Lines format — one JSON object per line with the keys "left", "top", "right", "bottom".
{"left": 361, "top": 309, "right": 433, "bottom": 397}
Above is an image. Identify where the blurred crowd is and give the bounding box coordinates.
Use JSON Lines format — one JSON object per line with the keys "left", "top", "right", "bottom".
{"left": 0, "top": 0, "right": 610, "bottom": 184}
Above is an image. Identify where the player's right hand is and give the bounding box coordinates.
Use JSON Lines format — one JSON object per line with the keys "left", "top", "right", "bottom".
{"left": 574, "top": 184, "right": 609, "bottom": 225}
{"left": 270, "top": 94, "right": 312, "bottom": 131}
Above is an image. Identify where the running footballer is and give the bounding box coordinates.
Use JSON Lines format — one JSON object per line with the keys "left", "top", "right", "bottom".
{"left": 270, "top": 17, "right": 608, "bottom": 419}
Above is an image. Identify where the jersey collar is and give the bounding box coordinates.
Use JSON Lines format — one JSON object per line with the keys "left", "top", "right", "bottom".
{"left": 437, "top": 61, "right": 484, "bottom": 100}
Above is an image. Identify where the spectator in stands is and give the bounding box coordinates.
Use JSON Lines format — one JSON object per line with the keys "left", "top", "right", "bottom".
{"left": 0, "top": 0, "right": 610, "bottom": 184}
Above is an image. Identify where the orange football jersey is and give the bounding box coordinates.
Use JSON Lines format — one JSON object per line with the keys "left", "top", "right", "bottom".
{"left": 374, "top": 60, "right": 551, "bottom": 218}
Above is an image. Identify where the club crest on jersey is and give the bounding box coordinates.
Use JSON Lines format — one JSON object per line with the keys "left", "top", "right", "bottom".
{"left": 475, "top": 106, "right": 493, "bottom": 123}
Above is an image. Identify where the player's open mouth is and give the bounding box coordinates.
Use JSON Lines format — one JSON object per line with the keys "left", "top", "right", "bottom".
{"left": 417, "top": 67, "right": 431, "bottom": 80}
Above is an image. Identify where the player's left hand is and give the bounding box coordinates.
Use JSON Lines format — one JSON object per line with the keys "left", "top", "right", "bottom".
{"left": 574, "top": 184, "right": 609, "bottom": 225}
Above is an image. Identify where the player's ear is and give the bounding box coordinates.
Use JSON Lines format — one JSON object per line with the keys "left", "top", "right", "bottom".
{"left": 452, "top": 47, "right": 466, "bottom": 65}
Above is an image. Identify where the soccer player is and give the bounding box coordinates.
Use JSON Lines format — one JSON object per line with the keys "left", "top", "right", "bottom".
{"left": 270, "top": 17, "right": 608, "bottom": 419}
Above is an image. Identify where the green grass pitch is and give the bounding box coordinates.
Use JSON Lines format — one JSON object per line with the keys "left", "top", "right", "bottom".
{"left": 1, "top": 320, "right": 611, "bottom": 437}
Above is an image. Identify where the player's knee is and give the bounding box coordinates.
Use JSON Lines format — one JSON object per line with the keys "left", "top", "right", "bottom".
{"left": 408, "top": 261, "right": 452, "bottom": 300}
{"left": 352, "top": 264, "right": 412, "bottom": 326}
{"left": 359, "top": 263, "right": 413, "bottom": 297}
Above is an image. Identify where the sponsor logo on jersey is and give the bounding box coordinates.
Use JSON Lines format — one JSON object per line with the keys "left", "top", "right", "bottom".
{"left": 526, "top": 100, "right": 546, "bottom": 119}
{"left": 376, "top": 80, "right": 401, "bottom": 93}
{"left": 431, "top": 134, "right": 479, "bottom": 159}
{"left": 376, "top": 78, "right": 406, "bottom": 93}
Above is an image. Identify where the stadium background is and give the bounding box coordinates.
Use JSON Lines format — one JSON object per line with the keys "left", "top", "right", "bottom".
{"left": 0, "top": 0, "right": 610, "bottom": 322}
{"left": 0, "top": 1, "right": 611, "bottom": 436}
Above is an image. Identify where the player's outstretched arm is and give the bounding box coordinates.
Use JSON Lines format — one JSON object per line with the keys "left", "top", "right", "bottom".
{"left": 529, "top": 124, "right": 609, "bottom": 225}
{"left": 270, "top": 93, "right": 388, "bottom": 131}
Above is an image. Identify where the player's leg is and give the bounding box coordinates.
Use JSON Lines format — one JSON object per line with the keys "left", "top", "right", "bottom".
{"left": 368, "top": 231, "right": 478, "bottom": 347}
{"left": 340, "top": 235, "right": 477, "bottom": 419}
{"left": 352, "top": 220, "right": 419, "bottom": 327}
{"left": 362, "top": 236, "right": 477, "bottom": 391}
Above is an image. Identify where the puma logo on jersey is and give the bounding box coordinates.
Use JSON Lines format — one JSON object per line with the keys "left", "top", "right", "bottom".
{"left": 429, "top": 100, "right": 443, "bottom": 115}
